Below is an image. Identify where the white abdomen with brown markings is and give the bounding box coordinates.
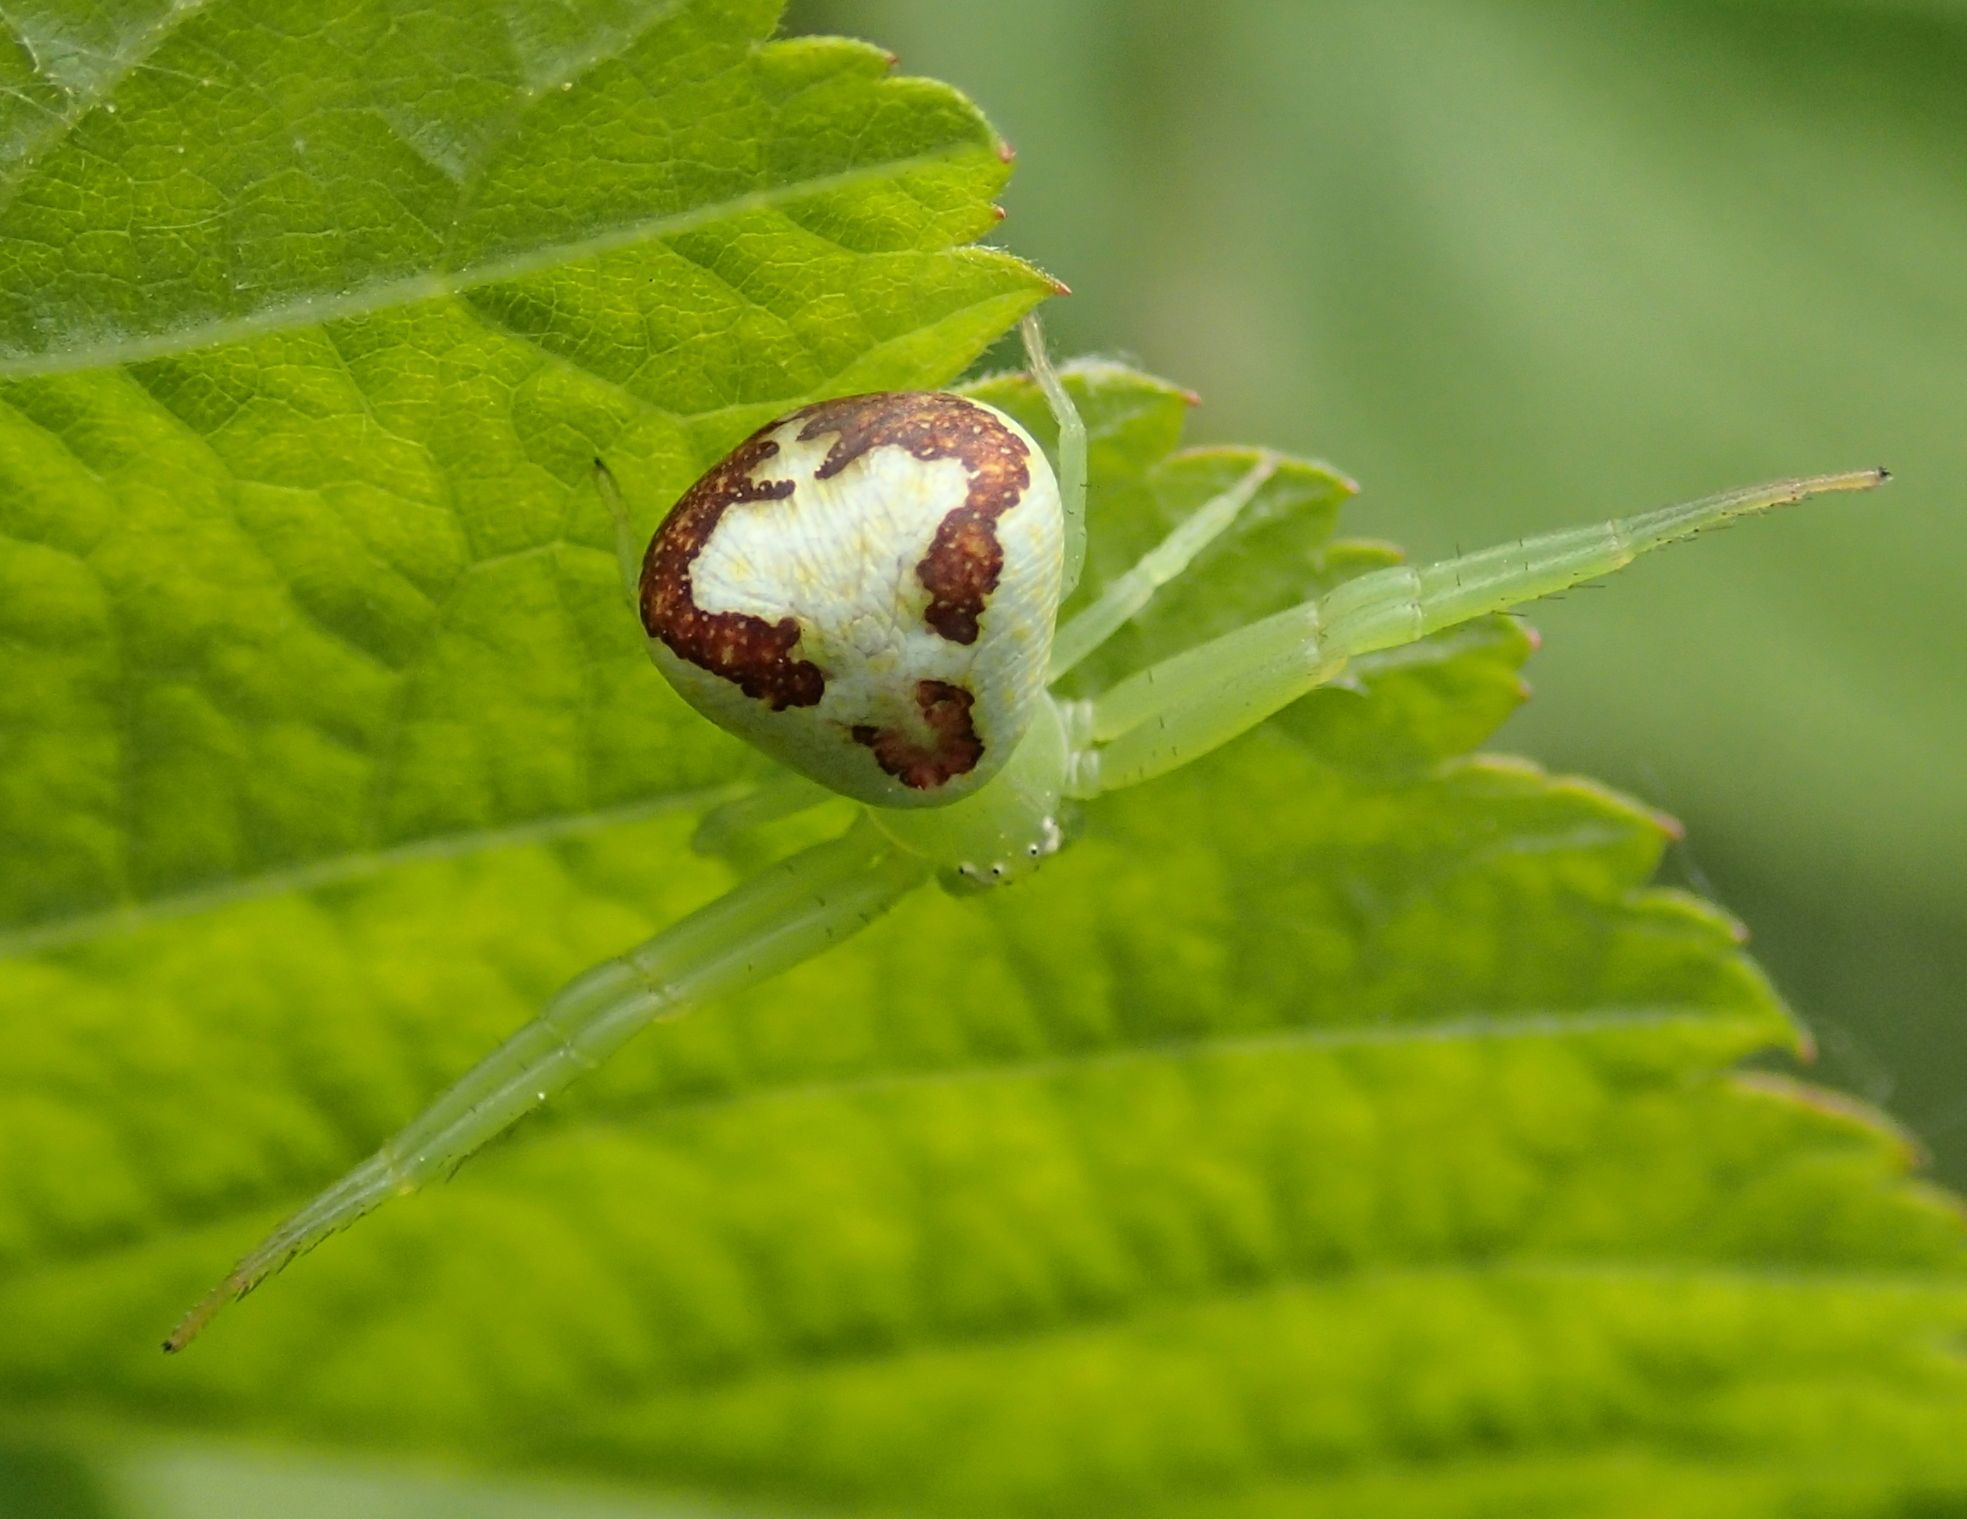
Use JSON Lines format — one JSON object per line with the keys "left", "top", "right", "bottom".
{"left": 639, "top": 393, "right": 1063, "bottom": 808}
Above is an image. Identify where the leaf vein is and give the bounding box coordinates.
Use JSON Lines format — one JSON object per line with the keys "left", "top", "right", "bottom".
{"left": 0, "top": 144, "right": 997, "bottom": 377}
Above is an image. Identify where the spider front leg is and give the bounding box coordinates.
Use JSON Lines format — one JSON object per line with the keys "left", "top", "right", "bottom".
{"left": 594, "top": 456, "right": 644, "bottom": 613}
{"left": 1021, "top": 312, "right": 1087, "bottom": 596}
{"left": 1049, "top": 451, "right": 1280, "bottom": 681}
{"left": 165, "top": 819, "right": 928, "bottom": 1351}
{"left": 1067, "top": 469, "right": 1887, "bottom": 797}
{"left": 691, "top": 771, "right": 836, "bottom": 861}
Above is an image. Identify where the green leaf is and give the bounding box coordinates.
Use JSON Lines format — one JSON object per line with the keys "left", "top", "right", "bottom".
{"left": 0, "top": 0, "right": 1047, "bottom": 945}
{"left": 827, "top": 0, "right": 1967, "bottom": 1180}
{"left": 4, "top": 4, "right": 1966, "bottom": 1517}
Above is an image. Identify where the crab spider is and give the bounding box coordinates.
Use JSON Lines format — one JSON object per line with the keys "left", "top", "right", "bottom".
{"left": 163, "top": 316, "right": 1885, "bottom": 1351}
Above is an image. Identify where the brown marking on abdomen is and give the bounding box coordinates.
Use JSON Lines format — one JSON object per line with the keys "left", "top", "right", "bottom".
{"left": 641, "top": 392, "right": 1032, "bottom": 718}
{"left": 851, "top": 679, "right": 984, "bottom": 790}
{"left": 640, "top": 427, "right": 825, "bottom": 709}
{"left": 792, "top": 393, "right": 1032, "bottom": 646}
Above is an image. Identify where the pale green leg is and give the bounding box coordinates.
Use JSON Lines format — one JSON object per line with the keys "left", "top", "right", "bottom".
{"left": 1020, "top": 312, "right": 1087, "bottom": 598}
{"left": 1070, "top": 469, "right": 1886, "bottom": 797}
{"left": 1049, "top": 452, "right": 1279, "bottom": 680}
{"left": 165, "top": 820, "right": 928, "bottom": 1351}
{"left": 592, "top": 457, "right": 642, "bottom": 611}
{"left": 691, "top": 771, "right": 836, "bottom": 859}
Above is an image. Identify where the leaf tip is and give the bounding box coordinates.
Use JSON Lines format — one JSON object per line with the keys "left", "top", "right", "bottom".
{"left": 996, "top": 138, "right": 1016, "bottom": 164}
{"left": 1735, "top": 1070, "right": 1930, "bottom": 1167}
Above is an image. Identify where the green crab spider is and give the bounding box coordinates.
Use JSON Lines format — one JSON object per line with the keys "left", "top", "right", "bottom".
{"left": 164, "top": 315, "right": 1884, "bottom": 1351}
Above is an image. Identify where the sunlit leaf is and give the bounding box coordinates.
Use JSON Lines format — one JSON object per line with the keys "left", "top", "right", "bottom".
{"left": 4, "top": 4, "right": 1964, "bottom": 1516}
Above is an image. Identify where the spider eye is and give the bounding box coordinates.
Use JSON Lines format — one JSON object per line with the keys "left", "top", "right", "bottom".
{"left": 635, "top": 392, "right": 1064, "bottom": 811}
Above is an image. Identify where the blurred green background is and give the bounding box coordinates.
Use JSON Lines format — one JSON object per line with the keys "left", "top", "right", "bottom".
{"left": 794, "top": 0, "right": 1967, "bottom": 1173}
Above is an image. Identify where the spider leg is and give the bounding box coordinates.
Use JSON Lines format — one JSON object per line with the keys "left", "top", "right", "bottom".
{"left": 1049, "top": 452, "right": 1279, "bottom": 679}
{"left": 691, "top": 771, "right": 836, "bottom": 861}
{"left": 1068, "top": 469, "right": 1886, "bottom": 797}
{"left": 1020, "top": 312, "right": 1087, "bottom": 596}
{"left": 593, "top": 456, "right": 643, "bottom": 613}
{"left": 164, "top": 818, "right": 928, "bottom": 1352}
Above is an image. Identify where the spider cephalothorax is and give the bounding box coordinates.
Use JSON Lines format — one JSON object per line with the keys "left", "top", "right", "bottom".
{"left": 165, "top": 313, "right": 1883, "bottom": 1351}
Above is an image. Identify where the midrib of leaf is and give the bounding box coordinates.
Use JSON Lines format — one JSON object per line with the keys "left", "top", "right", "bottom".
{"left": 0, "top": 786, "right": 726, "bottom": 960}
{"left": 0, "top": 147, "right": 992, "bottom": 378}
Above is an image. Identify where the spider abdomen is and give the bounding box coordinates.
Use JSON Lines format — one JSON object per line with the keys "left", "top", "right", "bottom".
{"left": 640, "top": 392, "right": 1063, "bottom": 808}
